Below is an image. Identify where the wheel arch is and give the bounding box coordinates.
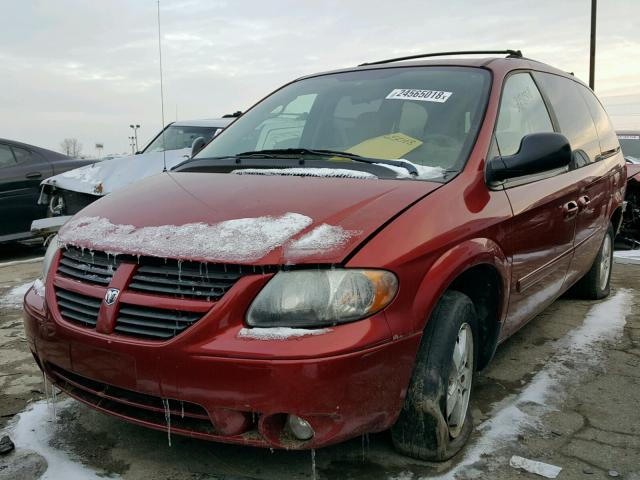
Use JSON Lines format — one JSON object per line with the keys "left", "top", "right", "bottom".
{"left": 411, "top": 238, "right": 510, "bottom": 371}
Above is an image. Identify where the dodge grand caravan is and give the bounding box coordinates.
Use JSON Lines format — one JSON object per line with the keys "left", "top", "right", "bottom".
{"left": 24, "top": 50, "right": 626, "bottom": 461}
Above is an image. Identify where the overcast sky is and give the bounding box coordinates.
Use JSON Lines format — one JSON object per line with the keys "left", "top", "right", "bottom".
{"left": 1, "top": 0, "right": 638, "bottom": 156}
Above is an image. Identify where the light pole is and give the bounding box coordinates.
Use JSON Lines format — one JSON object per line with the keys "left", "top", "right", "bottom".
{"left": 129, "top": 124, "right": 140, "bottom": 152}
{"left": 128, "top": 136, "right": 136, "bottom": 155}
{"left": 589, "top": 0, "right": 597, "bottom": 90}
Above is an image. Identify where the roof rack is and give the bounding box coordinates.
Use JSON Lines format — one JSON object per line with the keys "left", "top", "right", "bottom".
{"left": 358, "top": 49, "right": 523, "bottom": 67}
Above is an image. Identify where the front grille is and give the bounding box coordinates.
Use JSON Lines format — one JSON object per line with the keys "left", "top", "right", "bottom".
{"left": 115, "top": 304, "right": 203, "bottom": 340}
{"left": 53, "top": 248, "right": 273, "bottom": 341}
{"left": 129, "top": 261, "right": 259, "bottom": 300}
{"left": 48, "top": 364, "right": 217, "bottom": 436}
{"left": 55, "top": 288, "right": 100, "bottom": 328}
{"left": 57, "top": 247, "right": 123, "bottom": 285}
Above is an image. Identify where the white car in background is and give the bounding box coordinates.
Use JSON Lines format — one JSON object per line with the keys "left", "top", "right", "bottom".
{"left": 33, "top": 117, "right": 233, "bottom": 236}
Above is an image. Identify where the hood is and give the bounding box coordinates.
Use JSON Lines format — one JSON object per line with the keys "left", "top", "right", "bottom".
{"left": 41, "top": 148, "right": 191, "bottom": 195}
{"left": 58, "top": 172, "right": 441, "bottom": 265}
{"left": 627, "top": 163, "right": 640, "bottom": 180}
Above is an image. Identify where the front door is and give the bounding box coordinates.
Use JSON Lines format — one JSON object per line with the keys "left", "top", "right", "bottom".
{"left": 0, "top": 143, "right": 51, "bottom": 239}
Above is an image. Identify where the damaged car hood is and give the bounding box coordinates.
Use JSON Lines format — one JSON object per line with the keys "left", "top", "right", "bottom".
{"left": 58, "top": 172, "right": 442, "bottom": 264}
{"left": 41, "top": 149, "right": 192, "bottom": 196}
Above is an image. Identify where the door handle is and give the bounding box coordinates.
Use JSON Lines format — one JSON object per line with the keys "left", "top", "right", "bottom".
{"left": 25, "top": 172, "right": 42, "bottom": 179}
{"left": 578, "top": 195, "right": 591, "bottom": 208}
{"left": 563, "top": 200, "right": 579, "bottom": 218}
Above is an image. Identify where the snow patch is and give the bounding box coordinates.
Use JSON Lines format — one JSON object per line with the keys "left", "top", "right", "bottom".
{"left": 33, "top": 278, "right": 46, "bottom": 297}
{"left": 237, "top": 327, "right": 331, "bottom": 340}
{"left": 0, "top": 256, "right": 44, "bottom": 268}
{"left": 58, "top": 214, "right": 313, "bottom": 262}
{"left": 614, "top": 249, "right": 640, "bottom": 265}
{"left": 286, "top": 224, "right": 360, "bottom": 258}
{"left": 0, "top": 281, "right": 33, "bottom": 308}
{"left": 427, "top": 289, "right": 632, "bottom": 480}
{"left": 375, "top": 159, "right": 445, "bottom": 179}
{"left": 58, "top": 163, "right": 102, "bottom": 185}
{"left": 232, "top": 168, "right": 378, "bottom": 179}
{"left": 6, "top": 399, "right": 108, "bottom": 480}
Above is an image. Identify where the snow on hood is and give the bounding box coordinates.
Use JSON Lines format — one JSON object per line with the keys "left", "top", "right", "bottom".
{"left": 232, "top": 168, "right": 378, "bottom": 179}
{"left": 59, "top": 172, "right": 441, "bottom": 264}
{"left": 41, "top": 148, "right": 192, "bottom": 196}
{"left": 284, "top": 224, "right": 361, "bottom": 260}
{"left": 58, "top": 214, "right": 314, "bottom": 262}
{"left": 375, "top": 159, "right": 445, "bottom": 179}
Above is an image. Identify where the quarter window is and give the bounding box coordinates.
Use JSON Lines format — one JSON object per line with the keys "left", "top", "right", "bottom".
{"left": 577, "top": 85, "right": 619, "bottom": 154}
{"left": 495, "top": 73, "right": 554, "bottom": 156}
{"left": 533, "top": 72, "right": 600, "bottom": 166}
{"left": 0, "top": 144, "right": 16, "bottom": 168}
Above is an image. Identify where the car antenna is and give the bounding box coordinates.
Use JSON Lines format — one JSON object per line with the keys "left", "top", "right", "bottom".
{"left": 156, "top": 0, "right": 167, "bottom": 172}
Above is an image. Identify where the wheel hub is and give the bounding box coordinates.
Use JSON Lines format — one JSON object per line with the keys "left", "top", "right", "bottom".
{"left": 446, "top": 322, "right": 474, "bottom": 439}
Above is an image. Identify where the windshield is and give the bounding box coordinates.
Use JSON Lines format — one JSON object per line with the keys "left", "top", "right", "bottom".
{"left": 194, "top": 67, "right": 491, "bottom": 179}
{"left": 144, "top": 125, "right": 222, "bottom": 153}
{"left": 619, "top": 134, "right": 640, "bottom": 160}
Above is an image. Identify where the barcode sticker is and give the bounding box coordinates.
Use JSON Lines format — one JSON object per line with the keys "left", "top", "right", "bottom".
{"left": 386, "top": 89, "right": 453, "bottom": 103}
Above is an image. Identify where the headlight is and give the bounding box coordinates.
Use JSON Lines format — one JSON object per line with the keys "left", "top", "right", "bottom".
{"left": 41, "top": 235, "right": 60, "bottom": 281}
{"left": 246, "top": 269, "right": 398, "bottom": 328}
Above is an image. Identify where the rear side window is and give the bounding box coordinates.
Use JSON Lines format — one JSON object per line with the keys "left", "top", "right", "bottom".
{"left": 0, "top": 144, "right": 16, "bottom": 168}
{"left": 11, "top": 146, "right": 32, "bottom": 164}
{"left": 533, "top": 72, "right": 600, "bottom": 167}
{"left": 495, "top": 73, "right": 554, "bottom": 156}
{"left": 578, "top": 85, "right": 620, "bottom": 155}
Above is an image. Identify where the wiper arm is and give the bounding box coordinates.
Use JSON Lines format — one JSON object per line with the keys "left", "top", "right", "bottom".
{"left": 234, "top": 148, "right": 419, "bottom": 176}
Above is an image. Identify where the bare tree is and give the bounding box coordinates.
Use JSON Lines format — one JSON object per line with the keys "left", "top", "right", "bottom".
{"left": 60, "top": 138, "right": 83, "bottom": 157}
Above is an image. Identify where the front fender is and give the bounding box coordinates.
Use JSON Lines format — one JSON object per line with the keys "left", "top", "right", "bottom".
{"left": 410, "top": 238, "right": 510, "bottom": 332}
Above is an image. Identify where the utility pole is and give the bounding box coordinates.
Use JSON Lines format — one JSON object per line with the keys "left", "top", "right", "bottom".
{"left": 589, "top": 0, "right": 597, "bottom": 90}
{"left": 129, "top": 124, "right": 140, "bottom": 152}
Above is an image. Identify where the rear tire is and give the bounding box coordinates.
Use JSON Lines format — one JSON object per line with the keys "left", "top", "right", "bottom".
{"left": 573, "top": 224, "right": 614, "bottom": 300}
{"left": 391, "top": 291, "right": 477, "bottom": 461}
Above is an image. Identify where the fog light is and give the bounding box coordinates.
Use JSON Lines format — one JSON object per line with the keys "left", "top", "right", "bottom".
{"left": 286, "top": 414, "right": 315, "bottom": 441}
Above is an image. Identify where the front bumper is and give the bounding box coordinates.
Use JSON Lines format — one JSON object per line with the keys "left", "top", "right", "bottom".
{"left": 23, "top": 287, "right": 420, "bottom": 449}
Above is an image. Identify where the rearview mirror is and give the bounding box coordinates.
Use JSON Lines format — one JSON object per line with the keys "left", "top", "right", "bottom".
{"left": 486, "top": 132, "right": 572, "bottom": 185}
{"left": 191, "top": 137, "right": 207, "bottom": 157}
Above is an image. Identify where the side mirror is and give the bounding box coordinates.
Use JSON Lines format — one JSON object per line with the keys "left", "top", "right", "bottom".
{"left": 486, "top": 132, "right": 572, "bottom": 185}
{"left": 191, "top": 137, "right": 207, "bottom": 157}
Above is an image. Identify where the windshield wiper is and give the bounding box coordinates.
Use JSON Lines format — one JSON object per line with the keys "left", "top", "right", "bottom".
{"left": 233, "top": 148, "right": 419, "bottom": 176}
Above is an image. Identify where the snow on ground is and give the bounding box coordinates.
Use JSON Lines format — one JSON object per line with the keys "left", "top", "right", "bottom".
{"left": 7, "top": 399, "right": 109, "bottom": 480}
{"left": 58, "top": 213, "right": 313, "bottom": 262}
{"left": 412, "top": 289, "right": 633, "bottom": 480}
{"left": 0, "top": 281, "right": 33, "bottom": 308}
{"left": 232, "top": 168, "right": 378, "bottom": 179}
{"left": 285, "top": 224, "right": 360, "bottom": 258}
{"left": 0, "top": 256, "right": 44, "bottom": 268}
{"left": 614, "top": 249, "right": 640, "bottom": 265}
{"left": 237, "top": 327, "right": 331, "bottom": 340}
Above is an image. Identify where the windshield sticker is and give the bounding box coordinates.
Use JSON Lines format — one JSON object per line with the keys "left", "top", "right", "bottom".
{"left": 347, "top": 132, "right": 422, "bottom": 159}
{"left": 386, "top": 89, "right": 452, "bottom": 103}
{"left": 618, "top": 135, "right": 640, "bottom": 140}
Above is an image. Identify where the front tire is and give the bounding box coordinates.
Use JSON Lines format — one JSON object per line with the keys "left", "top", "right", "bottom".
{"left": 391, "top": 290, "right": 477, "bottom": 461}
{"left": 573, "top": 224, "right": 614, "bottom": 300}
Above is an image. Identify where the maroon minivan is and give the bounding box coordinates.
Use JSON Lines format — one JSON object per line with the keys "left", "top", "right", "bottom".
{"left": 24, "top": 50, "right": 625, "bottom": 461}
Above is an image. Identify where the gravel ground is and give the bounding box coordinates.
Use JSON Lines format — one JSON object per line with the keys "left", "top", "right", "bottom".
{"left": 0, "top": 246, "right": 639, "bottom": 479}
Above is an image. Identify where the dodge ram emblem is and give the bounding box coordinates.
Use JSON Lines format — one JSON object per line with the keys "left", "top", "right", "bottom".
{"left": 104, "top": 288, "right": 120, "bottom": 306}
